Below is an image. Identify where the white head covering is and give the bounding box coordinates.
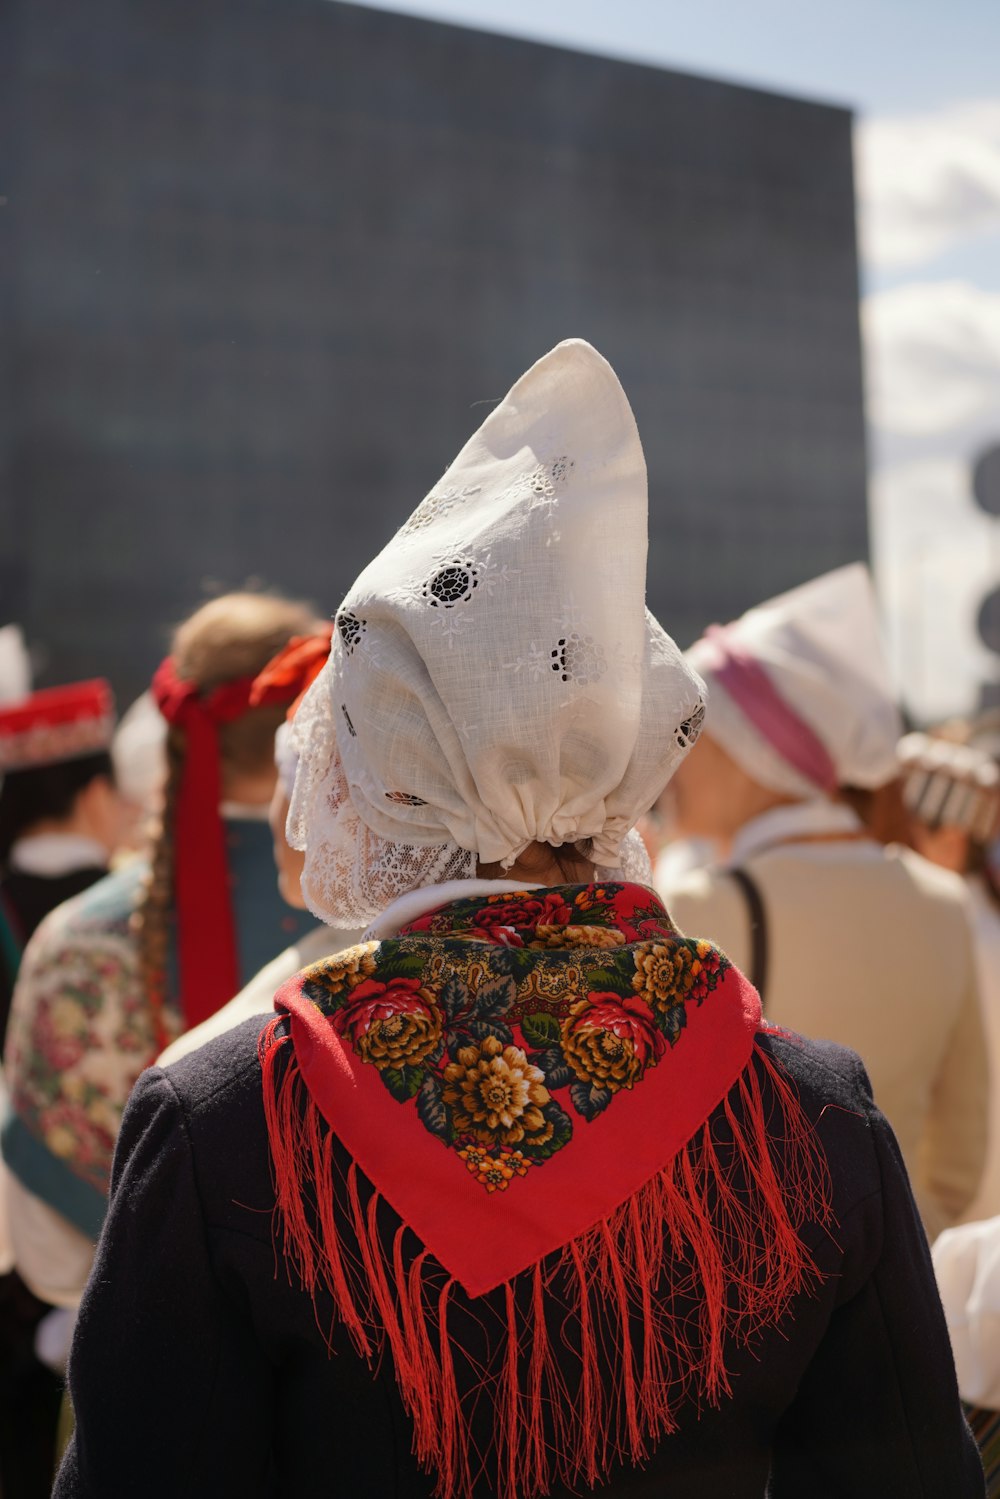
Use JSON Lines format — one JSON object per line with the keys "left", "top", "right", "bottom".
{"left": 289, "top": 339, "right": 706, "bottom": 927}
{"left": 111, "top": 691, "right": 167, "bottom": 812}
{"left": 687, "top": 564, "right": 902, "bottom": 798}
{"left": 274, "top": 719, "right": 298, "bottom": 800}
{"left": 0, "top": 626, "right": 30, "bottom": 705}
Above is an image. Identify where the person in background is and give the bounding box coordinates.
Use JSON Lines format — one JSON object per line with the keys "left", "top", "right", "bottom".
{"left": 899, "top": 724, "right": 1000, "bottom": 1223}
{"left": 158, "top": 627, "right": 365, "bottom": 1069}
{"left": 0, "top": 681, "right": 123, "bottom": 1045}
{"left": 907, "top": 719, "right": 1000, "bottom": 1493}
{"left": 1, "top": 593, "right": 319, "bottom": 1315}
{"left": 55, "top": 343, "right": 982, "bottom": 1498}
{"left": 933, "top": 1214, "right": 1000, "bottom": 1495}
{"left": 0, "top": 678, "right": 122, "bottom": 1499}
{"left": 658, "top": 566, "right": 988, "bottom": 1242}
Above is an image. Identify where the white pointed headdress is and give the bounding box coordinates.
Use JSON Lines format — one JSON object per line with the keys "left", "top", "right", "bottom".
{"left": 289, "top": 339, "right": 706, "bottom": 927}
{"left": 687, "top": 563, "right": 902, "bottom": 797}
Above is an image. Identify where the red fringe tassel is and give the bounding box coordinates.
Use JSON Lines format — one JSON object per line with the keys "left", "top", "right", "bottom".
{"left": 258, "top": 1018, "right": 832, "bottom": 1499}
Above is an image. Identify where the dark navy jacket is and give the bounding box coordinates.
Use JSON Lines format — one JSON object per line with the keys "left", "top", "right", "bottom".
{"left": 56, "top": 1021, "right": 984, "bottom": 1498}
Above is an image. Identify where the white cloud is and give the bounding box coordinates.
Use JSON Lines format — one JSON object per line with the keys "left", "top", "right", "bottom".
{"left": 857, "top": 100, "right": 1000, "bottom": 271}
{"left": 862, "top": 279, "right": 1000, "bottom": 446}
{"left": 845, "top": 102, "right": 1000, "bottom": 717}
{"left": 862, "top": 278, "right": 1000, "bottom": 719}
{"left": 869, "top": 459, "right": 997, "bottom": 722}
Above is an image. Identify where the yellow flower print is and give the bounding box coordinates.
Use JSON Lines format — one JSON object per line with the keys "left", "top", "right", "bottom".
{"left": 308, "top": 942, "right": 379, "bottom": 999}
{"left": 443, "top": 1036, "right": 552, "bottom": 1147}
{"left": 335, "top": 977, "right": 443, "bottom": 1071}
{"left": 560, "top": 992, "right": 665, "bottom": 1092}
{"left": 631, "top": 941, "right": 697, "bottom": 1014}
{"left": 44, "top": 1125, "right": 77, "bottom": 1160}
{"left": 51, "top": 997, "right": 87, "bottom": 1039}
{"left": 457, "top": 1144, "right": 532, "bottom": 1192}
{"left": 532, "top": 924, "right": 626, "bottom": 950}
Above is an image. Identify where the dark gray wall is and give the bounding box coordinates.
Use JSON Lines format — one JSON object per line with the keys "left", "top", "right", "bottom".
{"left": 1, "top": 0, "right": 868, "bottom": 703}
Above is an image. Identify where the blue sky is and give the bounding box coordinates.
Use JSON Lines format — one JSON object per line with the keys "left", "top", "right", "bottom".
{"left": 346, "top": 0, "right": 1000, "bottom": 719}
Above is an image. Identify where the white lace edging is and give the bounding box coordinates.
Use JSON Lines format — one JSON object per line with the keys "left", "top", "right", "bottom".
{"left": 596, "top": 827, "right": 653, "bottom": 885}
{"left": 287, "top": 675, "right": 475, "bottom": 929}
{"left": 288, "top": 673, "right": 657, "bottom": 929}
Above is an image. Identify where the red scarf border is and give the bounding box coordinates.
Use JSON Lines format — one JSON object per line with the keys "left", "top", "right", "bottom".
{"left": 279, "top": 962, "right": 761, "bottom": 1295}
{"left": 259, "top": 960, "right": 833, "bottom": 1499}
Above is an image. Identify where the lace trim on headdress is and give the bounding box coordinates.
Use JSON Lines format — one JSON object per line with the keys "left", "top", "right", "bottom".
{"left": 287, "top": 671, "right": 682, "bottom": 929}
{"left": 596, "top": 826, "right": 653, "bottom": 883}
{"left": 287, "top": 676, "right": 475, "bottom": 929}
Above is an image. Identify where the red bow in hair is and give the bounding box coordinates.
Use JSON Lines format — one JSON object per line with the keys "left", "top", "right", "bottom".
{"left": 151, "top": 631, "right": 333, "bottom": 1030}
{"left": 249, "top": 625, "right": 333, "bottom": 718}
{"left": 151, "top": 659, "right": 280, "bottom": 1029}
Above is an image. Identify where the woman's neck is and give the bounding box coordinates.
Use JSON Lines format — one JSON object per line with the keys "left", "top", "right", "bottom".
{"left": 478, "top": 840, "right": 596, "bottom": 887}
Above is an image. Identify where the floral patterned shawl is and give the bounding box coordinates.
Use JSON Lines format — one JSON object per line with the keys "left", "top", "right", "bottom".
{"left": 3, "top": 823, "right": 315, "bottom": 1239}
{"left": 262, "top": 882, "right": 832, "bottom": 1499}
{"left": 3, "top": 862, "right": 161, "bottom": 1237}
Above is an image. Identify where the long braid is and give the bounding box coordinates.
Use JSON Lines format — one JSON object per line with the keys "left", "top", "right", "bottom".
{"left": 132, "top": 728, "right": 184, "bottom": 1050}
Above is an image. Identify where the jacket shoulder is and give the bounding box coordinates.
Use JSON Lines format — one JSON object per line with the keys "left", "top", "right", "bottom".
{"left": 757, "top": 1028, "right": 875, "bottom": 1114}
{"left": 158, "top": 1013, "right": 271, "bottom": 1122}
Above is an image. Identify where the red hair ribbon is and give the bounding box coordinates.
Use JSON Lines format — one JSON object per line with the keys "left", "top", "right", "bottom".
{"left": 151, "top": 657, "right": 291, "bottom": 1029}
{"left": 249, "top": 625, "right": 333, "bottom": 719}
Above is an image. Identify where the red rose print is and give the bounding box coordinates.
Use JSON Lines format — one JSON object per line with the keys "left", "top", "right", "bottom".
{"left": 333, "top": 976, "right": 443, "bottom": 1071}
{"left": 578, "top": 992, "right": 666, "bottom": 1067}
{"left": 473, "top": 892, "right": 573, "bottom": 940}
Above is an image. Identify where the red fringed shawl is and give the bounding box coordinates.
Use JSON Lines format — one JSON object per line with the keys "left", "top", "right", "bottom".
{"left": 260, "top": 882, "right": 832, "bottom": 1499}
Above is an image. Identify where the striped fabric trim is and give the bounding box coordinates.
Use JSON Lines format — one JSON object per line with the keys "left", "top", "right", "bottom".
{"left": 966, "top": 1404, "right": 1000, "bottom": 1496}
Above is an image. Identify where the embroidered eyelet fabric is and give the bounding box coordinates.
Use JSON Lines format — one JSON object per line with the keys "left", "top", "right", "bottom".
{"left": 287, "top": 680, "right": 478, "bottom": 928}
{"left": 288, "top": 340, "right": 705, "bottom": 928}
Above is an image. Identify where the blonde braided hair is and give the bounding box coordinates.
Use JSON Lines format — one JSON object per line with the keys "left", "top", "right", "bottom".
{"left": 134, "top": 592, "right": 316, "bottom": 1040}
